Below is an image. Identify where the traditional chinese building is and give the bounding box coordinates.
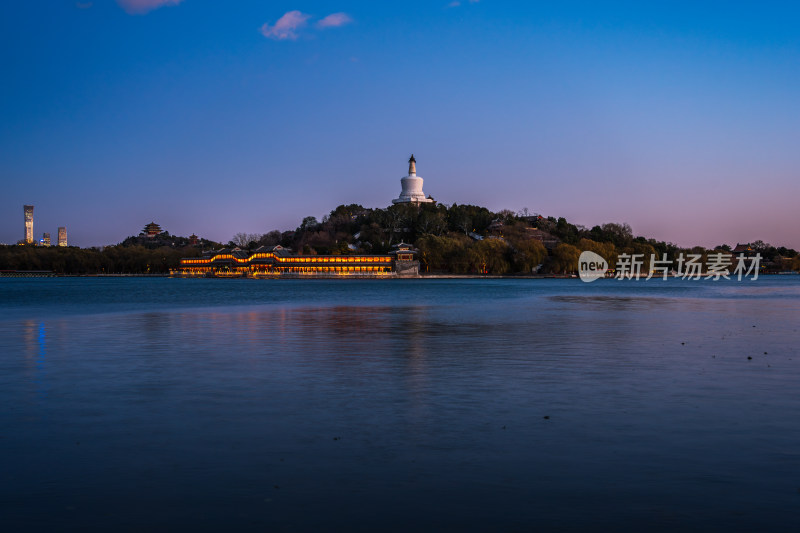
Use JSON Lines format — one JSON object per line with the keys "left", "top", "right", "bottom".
{"left": 389, "top": 242, "right": 420, "bottom": 276}
{"left": 390, "top": 242, "right": 416, "bottom": 262}
{"left": 173, "top": 244, "right": 420, "bottom": 278}
{"left": 142, "top": 222, "right": 162, "bottom": 238}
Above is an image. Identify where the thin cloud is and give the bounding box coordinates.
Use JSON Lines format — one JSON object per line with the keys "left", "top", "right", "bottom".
{"left": 116, "top": 0, "right": 183, "bottom": 15}
{"left": 260, "top": 10, "right": 311, "bottom": 40}
{"left": 317, "top": 12, "right": 353, "bottom": 29}
{"left": 448, "top": 0, "right": 479, "bottom": 6}
{"left": 76, "top": 2, "right": 93, "bottom": 9}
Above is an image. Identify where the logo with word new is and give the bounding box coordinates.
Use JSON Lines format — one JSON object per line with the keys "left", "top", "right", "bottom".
{"left": 579, "top": 251, "right": 608, "bottom": 282}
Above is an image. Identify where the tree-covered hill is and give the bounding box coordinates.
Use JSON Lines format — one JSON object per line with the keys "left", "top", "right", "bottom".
{"left": 2, "top": 202, "right": 798, "bottom": 275}
{"left": 228, "top": 202, "right": 800, "bottom": 275}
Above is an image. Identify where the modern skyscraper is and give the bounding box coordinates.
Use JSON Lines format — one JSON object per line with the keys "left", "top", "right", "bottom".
{"left": 58, "top": 227, "right": 67, "bottom": 247}
{"left": 24, "top": 205, "right": 34, "bottom": 243}
{"left": 42, "top": 233, "right": 51, "bottom": 246}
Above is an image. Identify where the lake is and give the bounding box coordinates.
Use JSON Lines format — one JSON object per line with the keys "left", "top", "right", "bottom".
{"left": 1, "top": 277, "right": 799, "bottom": 531}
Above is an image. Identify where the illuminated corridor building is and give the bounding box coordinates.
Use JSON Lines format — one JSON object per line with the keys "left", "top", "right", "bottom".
{"left": 175, "top": 244, "right": 418, "bottom": 278}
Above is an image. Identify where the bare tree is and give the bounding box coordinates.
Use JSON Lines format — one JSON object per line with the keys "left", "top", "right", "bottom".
{"left": 456, "top": 215, "right": 472, "bottom": 235}
{"left": 231, "top": 233, "right": 262, "bottom": 248}
{"left": 416, "top": 210, "right": 446, "bottom": 236}
{"left": 385, "top": 206, "right": 411, "bottom": 245}
{"left": 231, "top": 233, "right": 249, "bottom": 247}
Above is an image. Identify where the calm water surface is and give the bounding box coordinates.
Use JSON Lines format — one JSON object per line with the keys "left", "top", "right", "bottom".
{"left": 1, "top": 277, "right": 799, "bottom": 531}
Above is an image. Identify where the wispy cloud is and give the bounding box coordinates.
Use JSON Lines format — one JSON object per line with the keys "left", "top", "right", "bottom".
{"left": 317, "top": 12, "right": 353, "bottom": 29}
{"left": 76, "top": 2, "right": 93, "bottom": 9}
{"left": 116, "top": 0, "right": 183, "bottom": 15}
{"left": 447, "top": 0, "right": 479, "bottom": 7}
{"left": 260, "top": 10, "right": 311, "bottom": 40}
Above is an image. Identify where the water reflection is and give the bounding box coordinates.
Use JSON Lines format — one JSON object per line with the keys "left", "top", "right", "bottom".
{"left": 36, "top": 322, "right": 48, "bottom": 398}
{"left": 2, "top": 280, "right": 800, "bottom": 531}
{"left": 548, "top": 294, "right": 698, "bottom": 313}
{"left": 21, "top": 319, "right": 37, "bottom": 362}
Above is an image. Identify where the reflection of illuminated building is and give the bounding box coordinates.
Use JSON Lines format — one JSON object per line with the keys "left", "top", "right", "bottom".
{"left": 174, "top": 244, "right": 419, "bottom": 278}
{"left": 24, "top": 205, "right": 34, "bottom": 243}
{"left": 57, "top": 227, "right": 67, "bottom": 247}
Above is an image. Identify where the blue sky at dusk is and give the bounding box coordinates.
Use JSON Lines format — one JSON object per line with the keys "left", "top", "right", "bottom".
{"left": 1, "top": 1, "right": 799, "bottom": 248}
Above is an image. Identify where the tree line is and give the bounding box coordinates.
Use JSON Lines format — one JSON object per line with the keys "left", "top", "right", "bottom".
{"left": 3, "top": 202, "right": 799, "bottom": 275}
{"left": 228, "top": 203, "right": 800, "bottom": 275}
{"left": 0, "top": 245, "right": 204, "bottom": 274}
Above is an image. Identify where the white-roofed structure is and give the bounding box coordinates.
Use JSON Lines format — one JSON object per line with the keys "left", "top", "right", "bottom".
{"left": 392, "top": 154, "right": 433, "bottom": 204}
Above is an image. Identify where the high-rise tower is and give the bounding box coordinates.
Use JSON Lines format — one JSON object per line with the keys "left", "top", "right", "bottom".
{"left": 58, "top": 227, "right": 67, "bottom": 247}
{"left": 24, "top": 205, "right": 34, "bottom": 243}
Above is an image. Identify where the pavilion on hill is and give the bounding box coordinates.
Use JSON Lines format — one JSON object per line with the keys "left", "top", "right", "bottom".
{"left": 142, "top": 222, "right": 163, "bottom": 238}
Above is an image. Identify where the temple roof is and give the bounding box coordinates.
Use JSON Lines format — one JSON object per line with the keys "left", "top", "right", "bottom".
{"left": 253, "top": 245, "right": 292, "bottom": 256}
{"left": 732, "top": 243, "right": 752, "bottom": 253}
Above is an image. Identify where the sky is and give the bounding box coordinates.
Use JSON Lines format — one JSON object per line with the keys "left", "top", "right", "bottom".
{"left": 1, "top": 1, "right": 799, "bottom": 248}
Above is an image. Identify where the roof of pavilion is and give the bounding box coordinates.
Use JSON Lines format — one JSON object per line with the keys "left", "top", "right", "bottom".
{"left": 732, "top": 243, "right": 752, "bottom": 253}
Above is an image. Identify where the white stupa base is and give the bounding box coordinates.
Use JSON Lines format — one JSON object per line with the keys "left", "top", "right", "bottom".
{"left": 393, "top": 173, "right": 433, "bottom": 204}
{"left": 392, "top": 196, "right": 433, "bottom": 204}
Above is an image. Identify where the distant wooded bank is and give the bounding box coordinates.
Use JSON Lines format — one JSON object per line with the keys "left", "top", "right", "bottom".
{"left": 2, "top": 203, "right": 798, "bottom": 275}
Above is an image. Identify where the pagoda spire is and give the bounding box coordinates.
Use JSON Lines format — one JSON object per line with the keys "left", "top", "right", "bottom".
{"left": 408, "top": 154, "right": 416, "bottom": 175}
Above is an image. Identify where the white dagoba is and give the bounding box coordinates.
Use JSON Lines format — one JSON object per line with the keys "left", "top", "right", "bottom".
{"left": 392, "top": 154, "right": 433, "bottom": 204}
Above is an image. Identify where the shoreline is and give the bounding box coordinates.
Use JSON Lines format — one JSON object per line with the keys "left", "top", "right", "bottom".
{"left": 2, "top": 272, "right": 797, "bottom": 279}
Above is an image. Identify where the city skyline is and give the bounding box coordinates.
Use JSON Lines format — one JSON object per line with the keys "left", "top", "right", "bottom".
{"left": 2, "top": 1, "right": 799, "bottom": 248}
